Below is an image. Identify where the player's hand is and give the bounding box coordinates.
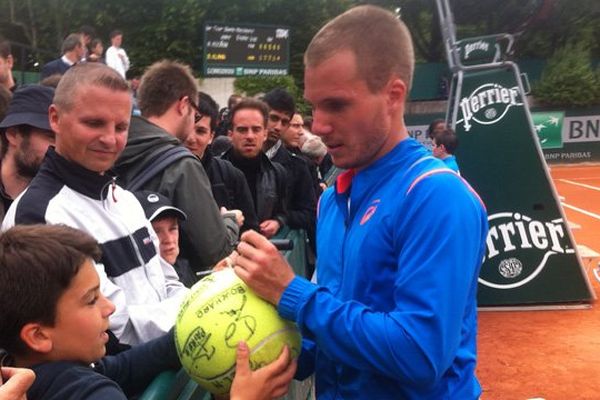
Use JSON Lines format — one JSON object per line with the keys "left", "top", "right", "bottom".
{"left": 0, "top": 367, "right": 35, "bottom": 400}
{"left": 258, "top": 220, "right": 280, "bottom": 239}
{"left": 230, "top": 341, "right": 296, "bottom": 400}
{"left": 234, "top": 230, "right": 295, "bottom": 305}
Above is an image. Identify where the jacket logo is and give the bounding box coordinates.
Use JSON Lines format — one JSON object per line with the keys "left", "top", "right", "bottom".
{"left": 479, "top": 212, "right": 574, "bottom": 290}
{"left": 360, "top": 200, "right": 380, "bottom": 225}
{"left": 457, "top": 83, "right": 522, "bottom": 132}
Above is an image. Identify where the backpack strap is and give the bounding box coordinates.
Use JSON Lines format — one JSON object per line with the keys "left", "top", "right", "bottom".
{"left": 127, "top": 146, "right": 195, "bottom": 191}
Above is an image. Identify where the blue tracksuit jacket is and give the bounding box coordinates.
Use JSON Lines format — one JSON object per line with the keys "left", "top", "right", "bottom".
{"left": 278, "top": 138, "right": 488, "bottom": 399}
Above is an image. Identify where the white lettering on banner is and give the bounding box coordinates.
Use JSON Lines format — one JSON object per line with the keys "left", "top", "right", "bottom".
{"left": 457, "top": 83, "right": 523, "bottom": 132}
{"left": 463, "top": 40, "right": 490, "bottom": 60}
{"left": 480, "top": 212, "right": 574, "bottom": 290}
{"left": 563, "top": 116, "right": 600, "bottom": 143}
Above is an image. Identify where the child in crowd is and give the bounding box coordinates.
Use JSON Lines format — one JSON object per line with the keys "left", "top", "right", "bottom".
{"left": 134, "top": 190, "right": 196, "bottom": 287}
{"left": 432, "top": 127, "right": 460, "bottom": 174}
{"left": 0, "top": 224, "right": 296, "bottom": 400}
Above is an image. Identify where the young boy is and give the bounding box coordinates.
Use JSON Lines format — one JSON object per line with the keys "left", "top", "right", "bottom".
{"left": 134, "top": 190, "right": 197, "bottom": 287}
{"left": 0, "top": 224, "right": 296, "bottom": 400}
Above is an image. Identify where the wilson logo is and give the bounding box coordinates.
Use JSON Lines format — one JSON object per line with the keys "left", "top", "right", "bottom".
{"left": 458, "top": 83, "right": 522, "bottom": 132}
{"left": 479, "top": 212, "right": 574, "bottom": 289}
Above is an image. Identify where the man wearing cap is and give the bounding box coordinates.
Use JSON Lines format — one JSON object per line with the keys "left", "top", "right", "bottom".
{"left": 0, "top": 85, "right": 55, "bottom": 222}
{"left": 134, "top": 190, "right": 196, "bottom": 287}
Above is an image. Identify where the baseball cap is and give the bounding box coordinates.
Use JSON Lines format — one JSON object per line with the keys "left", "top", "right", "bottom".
{"left": 0, "top": 85, "right": 55, "bottom": 131}
{"left": 134, "top": 190, "right": 187, "bottom": 222}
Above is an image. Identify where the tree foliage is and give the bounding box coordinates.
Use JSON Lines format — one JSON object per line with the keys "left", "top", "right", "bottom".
{"left": 0, "top": 0, "right": 598, "bottom": 100}
{"left": 534, "top": 42, "right": 600, "bottom": 107}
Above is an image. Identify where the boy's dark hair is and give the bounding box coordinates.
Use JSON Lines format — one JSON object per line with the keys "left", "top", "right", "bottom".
{"left": 262, "top": 88, "right": 295, "bottom": 118}
{"left": 0, "top": 224, "right": 102, "bottom": 356}
{"left": 110, "top": 30, "right": 123, "bottom": 40}
{"left": 434, "top": 128, "right": 459, "bottom": 155}
{"left": 229, "top": 98, "right": 269, "bottom": 128}
{"left": 198, "top": 92, "right": 219, "bottom": 132}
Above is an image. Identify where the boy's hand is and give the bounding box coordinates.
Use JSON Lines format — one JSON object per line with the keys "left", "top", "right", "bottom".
{"left": 0, "top": 367, "right": 35, "bottom": 400}
{"left": 230, "top": 341, "right": 297, "bottom": 400}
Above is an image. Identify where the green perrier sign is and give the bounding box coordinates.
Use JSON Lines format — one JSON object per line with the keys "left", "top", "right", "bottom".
{"left": 450, "top": 67, "right": 593, "bottom": 306}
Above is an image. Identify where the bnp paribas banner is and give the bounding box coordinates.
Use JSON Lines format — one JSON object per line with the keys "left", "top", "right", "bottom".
{"left": 532, "top": 110, "right": 600, "bottom": 163}
{"left": 450, "top": 67, "right": 593, "bottom": 306}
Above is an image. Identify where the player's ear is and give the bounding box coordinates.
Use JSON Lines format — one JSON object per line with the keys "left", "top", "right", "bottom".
{"left": 386, "top": 77, "right": 407, "bottom": 112}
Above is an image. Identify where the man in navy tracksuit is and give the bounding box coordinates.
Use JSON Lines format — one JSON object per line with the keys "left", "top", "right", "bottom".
{"left": 233, "top": 5, "right": 488, "bottom": 399}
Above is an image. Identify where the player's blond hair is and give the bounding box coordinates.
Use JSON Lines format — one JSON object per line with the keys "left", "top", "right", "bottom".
{"left": 304, "top": 5, "right": 414, "bottom": 93}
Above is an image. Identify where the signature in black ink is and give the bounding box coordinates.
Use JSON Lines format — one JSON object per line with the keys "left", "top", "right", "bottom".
{"left": 221, "top": 292, "right": 257, "bottom": 348}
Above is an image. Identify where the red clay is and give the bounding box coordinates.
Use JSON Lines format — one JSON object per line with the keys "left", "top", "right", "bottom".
{"left": 477, "top": 165, "right": 600, "bottom": 400}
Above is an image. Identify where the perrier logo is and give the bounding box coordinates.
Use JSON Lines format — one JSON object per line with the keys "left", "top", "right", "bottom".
{"left": 458, "top": 83, "right": 523, "bottom": 132}
{"left": 480, "top": 212, "right": 575, "bottom": 290}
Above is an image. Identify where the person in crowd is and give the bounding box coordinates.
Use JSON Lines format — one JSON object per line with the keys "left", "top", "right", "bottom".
{"left": 105, "top": 30, "right": 130, "bottom": 79}
{"left": 0, "top": 85, "right": 55, "bottom": 222}
{"left": 233, "top": 5, "right": 488, "bottom": 399}
{"left": 40, "top": 34, "right": 85, "bottom": 80}
{"left": 87, "top": 38, "right": 104, "bottom": 63}
{"left": 280, "top": 113, "right": 305, "bottom": 152}
{"left": 301, "top": 134, "right": 329, "bottom": 193}
{"left": 114, "top": 60, "right": 237, "bottom": 273}
{"left": 215, "top": 93, "right": 243, "bottom": 137}
{"left": 134, "top": 190, "right": 196, "bottom": 288}
{"left": 0, "top": 87, "right": 11, "bottom": 121}
{"left": 184, "top": 92, "right": 258, "bottom": 232}
{"left": 432, "top": 127, "right": 460, "bottom": 173}
{"left": 263, "top": 89, "right": 316, "bottom": 234}
{"left": 0, "top": 224, "right": 296, "bottom": 400}
{"left": 220, "top": 98, "right": 287, "bottom": 239}
{"left": 0, "top": 38, "right": 15, "bottom": 92}
{"left": 427, "top": 118, "right": 446, "bottom": 140}
{"left": 78, "top": 25, "right": 96, "bottom": 60}
{"left": 2, "top": 63, "right": 188, "bottom": 347}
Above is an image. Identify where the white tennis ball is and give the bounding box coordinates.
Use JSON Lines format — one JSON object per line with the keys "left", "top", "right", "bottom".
{"left": 174, "top": 268, "right": 302, "bottom": 395}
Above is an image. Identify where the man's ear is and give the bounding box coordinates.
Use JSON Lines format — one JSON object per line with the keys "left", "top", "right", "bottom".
{"left": 176, "top": 96, "right": 188, "bottom": 117}
{"left": 48, "top": 104, "right": 60, "bottom": 134}
{"left": 20, "top": 323, "right": 53, "bottom": 354}
{"left": 4, "top": 127, "right": 20, "bottom": 147}
{"left": 386, "top": 77, "right": 407, "bottom": 113}
{"left": 7, "top": 54, "right": 13, "bottom": 69}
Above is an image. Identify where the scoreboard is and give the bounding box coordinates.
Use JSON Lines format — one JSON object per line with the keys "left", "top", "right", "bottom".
{"left": 203, "top": 22, "right": 290, "bottom": 77}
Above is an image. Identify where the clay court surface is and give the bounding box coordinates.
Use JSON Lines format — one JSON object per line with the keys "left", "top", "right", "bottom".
{"left": 477, "top": 164, "right": 600, "bottom": 400}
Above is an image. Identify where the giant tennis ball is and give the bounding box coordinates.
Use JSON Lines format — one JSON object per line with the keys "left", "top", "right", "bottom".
{"left": 174, "top": 268, "right": 302, "bottom": 395}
